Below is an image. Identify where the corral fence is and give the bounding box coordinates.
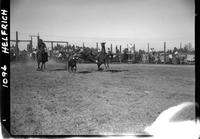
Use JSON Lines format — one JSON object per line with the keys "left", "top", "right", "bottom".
{"left": 10, "top": 31, "right": 195, "bottom": 65}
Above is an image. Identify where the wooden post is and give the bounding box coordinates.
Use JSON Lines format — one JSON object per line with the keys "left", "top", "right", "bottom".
{"left": 164, "top": 42, "right": 166, "bottom": 64}
{"left": 83, "top": 42, "right": 85, "bottom": 48}
{"left": 133, "top": 44, "right": 135, "bottom": 63}
{"left": 37, "top": 33, "right": 40, "bottom": 49}
{"left": 147, "top": 43, "right": 150, "bottom": 63}
{"left": 111, "top": 44, "right": 113, "bottom": 53}
{"left": 119, "top": 45, "right": 122, "bottom": 63}
{"left": 16, "top": 31, "right": 19, "bottom": 60}
{"left": 180, "top": 42, "right": 182, "bottom": 49}
{"left": 127, "top": 44, "right": 130, "bottom": 63}
{"left": 51, "top": 41, "right": 53, "bottom": 58}
{"left": 30, "top": 36, "right": 33, "bottom": 52}
{"left": 66, "top": 42, "right": 68, "bottom": 52}
{"left": 96, "top": 42, "right": 98, "bottom": 51}
{"left": 101, "top": 42, "right": 106, "bottom": 53}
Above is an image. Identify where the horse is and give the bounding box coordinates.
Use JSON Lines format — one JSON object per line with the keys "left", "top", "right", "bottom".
{"left": 68, "top": 56, "right": 78, "bottom": 72}
{"left": 36, "top": 50, "right": 48, "bottom": 71}
{"left": 76, "top": 49, "right": 110, "bottom": 71}
{"left": 95, "top": 52, "right": 110, "bottom": 70}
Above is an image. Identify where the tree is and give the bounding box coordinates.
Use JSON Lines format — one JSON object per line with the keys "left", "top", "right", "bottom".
{"left": 184, "top": 43, "right": 192, "bottom": 52}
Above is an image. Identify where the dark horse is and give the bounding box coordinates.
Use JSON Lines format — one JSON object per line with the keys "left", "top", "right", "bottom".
{"left": 96, "top": 52, "right": 110, "bottom": 70}
{"left": 36, "top": 51, "right": 48, "bottom": 71}
{"left": 36, "top": 39, "right": 48, "bottom": 71}
{"left": 68, "top": 57, "right": 77, "bottom": 72}
{"left": 77, "top": 49, "right": 110, "bottom": 71}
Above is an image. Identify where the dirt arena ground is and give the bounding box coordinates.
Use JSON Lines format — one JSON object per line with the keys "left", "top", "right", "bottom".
{"left": 10, "top": 60, "right": 195, "bottom": 135}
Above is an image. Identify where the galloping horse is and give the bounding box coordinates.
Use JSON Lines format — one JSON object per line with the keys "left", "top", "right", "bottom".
{"left": 36, "top": 39, "right": 48, "bottom": 71}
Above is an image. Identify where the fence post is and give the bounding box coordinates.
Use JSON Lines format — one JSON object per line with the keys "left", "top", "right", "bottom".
{"left": 133, "top": 44, "right": 135, "bottom": 63}
{"left": 164, "top": 42, "right": 166, "bottom": 64}
{"left": 148, "top": 43, "right": 150, "bottom": 63}
{"left": 30, "top": 36, "right": 33, "bottom": 52}
{"left": 51, "top": 41, "right": 53, "bottom": 58}
{"left": 37, "top": 33, "right": 40, "bottom": 49}
{"left": 83, "top": 42, "right": 85, "bottom": 48}
{"left": 65, "top": 42, "right": 68, "bottom": 52}
{"left": 16, "top": 31, "right": 19, "bottom": 60}
{"left": 119, "top": 45, "right": 122, "bottom": 63}
{"left": 180, "top": 42, "right": 182, "bottom": 49}
{"left": 67, "top": 42, "right": 69, "bottom": 52}
{"left": 96, "top": 42, "right": 98, "bottom": 51}
{"left": 111, "top": 44, "right": 112, "bottom": 53}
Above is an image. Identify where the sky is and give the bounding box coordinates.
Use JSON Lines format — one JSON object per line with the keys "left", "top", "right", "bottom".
{"left": 10, "top": 0, "right": 194, "bottom": 51}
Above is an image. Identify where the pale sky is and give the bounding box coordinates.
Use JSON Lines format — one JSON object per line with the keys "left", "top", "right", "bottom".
{"left": 11, "top": 0, "right": 194, "bottom": 51}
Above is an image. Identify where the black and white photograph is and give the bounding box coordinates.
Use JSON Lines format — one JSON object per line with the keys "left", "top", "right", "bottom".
{"left": 2, "top": 0, "right": 199, "bottom": 138}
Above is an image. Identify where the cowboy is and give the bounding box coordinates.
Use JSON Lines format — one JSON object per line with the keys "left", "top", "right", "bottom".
{"left": 38, "top": 39, "right": 46, "bottom": 53}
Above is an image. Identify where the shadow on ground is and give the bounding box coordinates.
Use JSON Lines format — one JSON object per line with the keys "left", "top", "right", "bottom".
{"left": 105, "top": 69, "right": 128, "bottom": 73}
{"left": 48, "top": 68, "right": 67, "bottom": 71}
{"left": 47, "top": 69, "right": 128, "bottom": 74}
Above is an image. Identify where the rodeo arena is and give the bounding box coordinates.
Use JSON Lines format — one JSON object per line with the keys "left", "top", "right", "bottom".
{"left": 10, "top": 31, "right": 198, "bottom": 138}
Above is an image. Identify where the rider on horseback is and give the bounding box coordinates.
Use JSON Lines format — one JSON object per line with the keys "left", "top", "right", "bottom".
{"left": 36, "top": 39, "right": 48, "bottom": 70}
{"left": 38, "top": 39, "right": 46, "bottom": 52}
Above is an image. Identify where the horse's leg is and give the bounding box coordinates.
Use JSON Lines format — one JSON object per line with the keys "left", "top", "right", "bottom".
{"left": 104, "top": 62, "right": 107, "bottom": 70}
{"left": 107, "top": 59, "right": 110, "bottom": 68}
{"left": 66, "top": 60, "right": 69, "bottom": 70}
{"left": 43, "top": 63, "right": 46, "bottom": 71}
{"left": 41, "top": 63, "right": 43, "bottom": 71}
{"left": 103, "top": 59, "right": 107, "bottom": 70}
{"left": 75, "top": 65, "right": 77, "bottom": 72}
{"left": 73, "top": 66, "right": 76, "bottom": 72}
{"left": 37, "top": 62, "right": 40, "bottom": 70}
{"left": 98, "top": 63, "right": 101, "bottom": 71}
{"left": 68, "top": 65, "right": 71, "bottom": 72}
